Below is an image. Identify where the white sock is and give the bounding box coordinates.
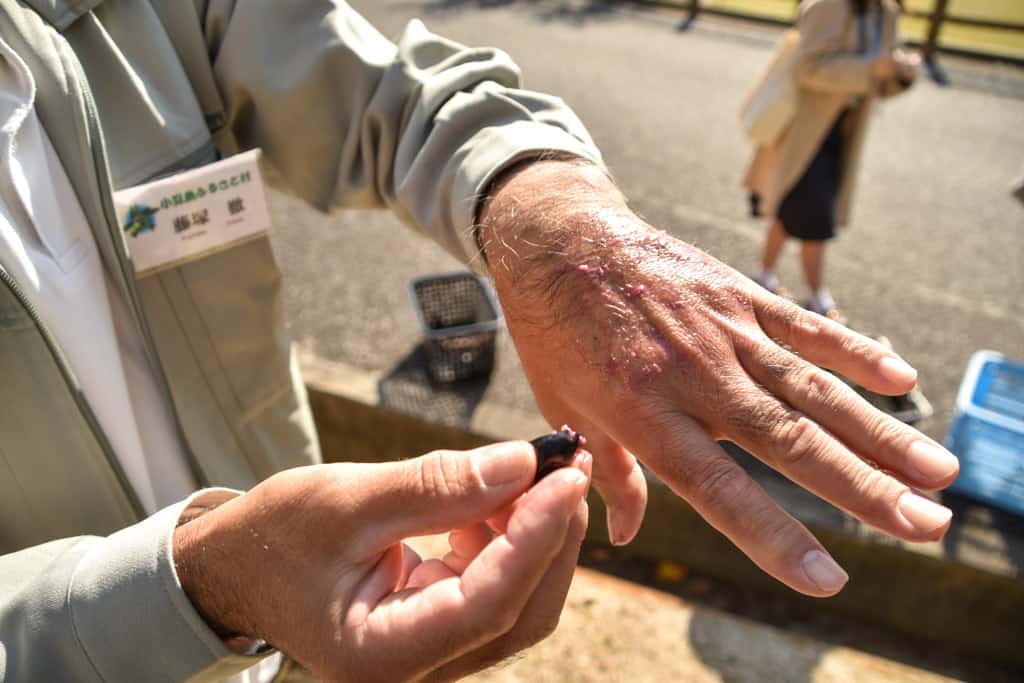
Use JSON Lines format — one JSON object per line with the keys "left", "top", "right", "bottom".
{"left": 810, "top": 288, "right": 835, "bottom": 311}
{"left": 755, "top": 268, "right": 779, "bottom": 291}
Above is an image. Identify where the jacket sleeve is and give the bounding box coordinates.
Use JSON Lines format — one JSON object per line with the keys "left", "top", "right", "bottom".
{"left": 0, "top": 494, "right": 264, "bottom": 683}
{"left": 793, "top": 0, "right": 874, "bottom": 96}
{"left": 200, "top": 0, "right": 604, "bottom": 268}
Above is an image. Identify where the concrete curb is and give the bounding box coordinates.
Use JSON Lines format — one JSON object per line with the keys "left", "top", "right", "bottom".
{"left": 301, "top": 352, "right": 1024, "bottom": 670}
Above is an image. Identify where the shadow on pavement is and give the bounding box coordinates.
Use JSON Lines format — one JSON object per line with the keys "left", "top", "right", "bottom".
{"left": 941, "top": 490, "right": 1024, "bottom": 576}
{"left": 377, "top": 343, "right": 492, "bottom": 428}
{"left": 689, "top": 607, "right": 823, "bottom": 683}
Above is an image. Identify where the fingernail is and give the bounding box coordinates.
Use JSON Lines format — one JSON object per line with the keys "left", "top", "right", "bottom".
{"left": 898, "top": 491, "right": 952, "bottom": 534}
{"left": 608, "top": 516, "right": 626, "bottom": 546}
{"left": 565, "top": 469, "right": 588, "bottom": 489}
{"left": 475, "top": 445, "right": 532, "bottom": 487}
{"left": 800, "top": 549, "right": 849, "bottom": 594}
{"left": 607, "top": 507, "right": 635, "bottom": 547}
{"left": 906, "top": 441, "right": 959, "bottom": 483}
{"left": 879, "top": 355, "right": 917, "bottom": 385}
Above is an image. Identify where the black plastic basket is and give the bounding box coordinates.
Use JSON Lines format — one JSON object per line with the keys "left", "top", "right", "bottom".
{"left": 408, "top": 272, "right": 502, "bottom": 382}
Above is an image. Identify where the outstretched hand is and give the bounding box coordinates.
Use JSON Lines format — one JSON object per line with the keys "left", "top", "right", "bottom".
{"left": 174, "top": 442, "right": 591, "bottom": 682}
{"left": 480, "top": 160, "right": 958, "bottom": 597}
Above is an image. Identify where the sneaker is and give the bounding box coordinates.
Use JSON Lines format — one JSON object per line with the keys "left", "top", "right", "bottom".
{"left": 803, "top": 297, "right": 848, "bottom": 326}
{"left": 749, "top": 271, "right": 789, "bottom": 298}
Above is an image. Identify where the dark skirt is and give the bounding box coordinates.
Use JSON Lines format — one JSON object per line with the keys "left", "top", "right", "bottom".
{"left": 777, "top": 109, "right": 849, "bottom": 241}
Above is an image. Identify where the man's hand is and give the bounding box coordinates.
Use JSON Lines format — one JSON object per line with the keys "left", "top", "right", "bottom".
{"left": 173, "top": 442, "right": 591, "bottom": 682}
{"left": 479, "top": 160, "right": 958, "bottom": 598}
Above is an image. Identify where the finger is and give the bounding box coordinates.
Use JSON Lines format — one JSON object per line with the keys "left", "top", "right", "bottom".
{"left": 715, "top": 378, "right": 952, "bottom": 542}
{"left": 542, "top": 407, "right": 646, "bottom": 544}
{"left": 526, "top": 394, "right": 646, "bottom": 546}
{"left": 443, "top": 523, "right": 493, "bottom": 574}
{"left": 348, "top": 543, "right": 407, "bottom": 625}
{"left": 352, "top": 441, "right": 536, "bottom": 552}
{"left": 426, "top": 496, "right": 590, "bottom": 682}
{"left": 487, "top": 448, "right": 592, "bottom": 536}
{"left": 353, "top": 466, "right": 588, "bottom": 681}
{"left": 406, "top": 559, "right": 458, "bottom": 590}
{"left": 631, "top": 416, "right": 849, "bottom": 597}
{"left": 586, "top": 431, "right": 647, "bottom": 546}
{"left": 449, "top": 524, "right": 493, "bottom": 559}
{"left": 753, "top": 292, "right": 918, "bottom": 395}
{"left": 736, "top": 336, "right": 959, "bottom": 490}
{"left": 399, "top": 543, "right": 424, "bottom": 590}
{"left": 486, "top": 508, "right": 513, "bottom": 536}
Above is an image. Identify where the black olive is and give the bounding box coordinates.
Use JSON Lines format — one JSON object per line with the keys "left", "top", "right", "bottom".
{"left": 529, "top": 427, "right": 582, "bottom": 483}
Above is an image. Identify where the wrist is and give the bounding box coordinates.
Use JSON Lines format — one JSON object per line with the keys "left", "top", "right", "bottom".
{"left": 173, "top": 493, "right": 261, "bottom": 644}
{"left": 477, "top": 159, "right": 636, "bottom": 298}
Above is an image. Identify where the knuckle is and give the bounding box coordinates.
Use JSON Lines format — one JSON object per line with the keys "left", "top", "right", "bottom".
{"left": 774, "top": 414, "right": 820, "bottom": 468}
{"left": 868, "top": 415, "right": 909, "bottom": 454}
{"left": 764, "top": 354, "right": 794, "bottom": 387}
{"left": 722, "top": 393, "right": 768, "bottom": 436}
{"left": 850, "top": 465, "right": 904, "bottom": 520}
{"left": 774, "top": 303, "right": 822, "bottom": 345}
{"left": 741, "top": 504, "right": 801, "bottom": 552}
{"left": 840, "top": 330, "right": 878, "bottom": 361}
{"left": 792, "top": 309, "right": 824, "bottom": 340}
{"left": 762, "top": 514, "right": 801, "bottom": 548}
{"left": 595, "top": 452, "right": 638, "bottom": 484}
{"left": 796, "top": 366, "right": 838, "bottom": 406}
{"left": 418, "top": 450, "right": 477, "bottom": 500}
{"left": 685, "top": 458, "right": 744, "bottom": 511}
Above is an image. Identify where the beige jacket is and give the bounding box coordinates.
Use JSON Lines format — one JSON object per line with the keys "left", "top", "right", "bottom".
{"left": 0, "top": 1, "right": 600, "bottom": 681}
{"left": 743, "top": 0, "right": 901, "bottom": 226}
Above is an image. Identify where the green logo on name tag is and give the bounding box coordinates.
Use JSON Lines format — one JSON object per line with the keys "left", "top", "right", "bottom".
{"left": 123, "top": 204, "right": 159, "bottom": 238}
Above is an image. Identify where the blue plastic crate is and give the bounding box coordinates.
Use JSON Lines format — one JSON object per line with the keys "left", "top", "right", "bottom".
{"left": 946, "top": 350, "right": 1024, "bottom": 517}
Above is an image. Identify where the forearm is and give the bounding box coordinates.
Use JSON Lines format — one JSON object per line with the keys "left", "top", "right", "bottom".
{"left": 205, "top": 1, "right": 602, "bottom": 266}
{"left": 0, "top": 496, "right": 257, "bottom": 683}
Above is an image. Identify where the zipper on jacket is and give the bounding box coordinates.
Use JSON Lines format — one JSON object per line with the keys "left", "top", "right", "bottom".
{"left": 0, "top": 267, "right": 146, "bottom": 520}
{"left": 69, "top": 55, "right": 211, "bottom": 490}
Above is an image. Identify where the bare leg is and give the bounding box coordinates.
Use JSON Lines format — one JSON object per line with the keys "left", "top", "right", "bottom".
{"left": 800, "top": 239, "right": 826, "bottom": 293}
{"left": 761, "top": 219, "right": 788, "bottom": 271}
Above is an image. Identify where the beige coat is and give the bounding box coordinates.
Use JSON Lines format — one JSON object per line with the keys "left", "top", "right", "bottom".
{"left": 743, "top": 0, "right": 901, "bottom": 227}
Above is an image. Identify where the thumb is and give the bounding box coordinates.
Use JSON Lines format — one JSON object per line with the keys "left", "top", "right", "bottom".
{"left": 356, "top": 441, "right": 537, "bottom": 551}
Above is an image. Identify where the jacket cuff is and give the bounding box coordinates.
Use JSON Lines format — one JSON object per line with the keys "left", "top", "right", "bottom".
{"left": 68, "top": 489, "right": 269, "bottom": 682}
{"left": 451, "top": 120, "right": 604, "bottom": 274}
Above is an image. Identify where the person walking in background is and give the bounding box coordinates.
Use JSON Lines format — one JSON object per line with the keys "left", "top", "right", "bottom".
{"left": 743, "top": 0, "right": 918, "bottom": 323}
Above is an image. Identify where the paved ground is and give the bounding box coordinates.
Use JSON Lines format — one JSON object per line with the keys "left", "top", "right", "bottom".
{"left": 404, "top": 535, "right": 1012, "bottom": 682}
{"left": 272, "top": 0, "right": 1024, "bottom": 446}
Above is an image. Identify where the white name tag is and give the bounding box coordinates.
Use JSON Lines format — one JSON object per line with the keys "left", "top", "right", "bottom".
{"left": 113, "top": 149, "right": 271, "bottom": 277}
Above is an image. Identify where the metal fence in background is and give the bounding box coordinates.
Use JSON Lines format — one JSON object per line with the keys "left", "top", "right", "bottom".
{"left": 643, "top": 0, "right": 1024, "bottom": 63}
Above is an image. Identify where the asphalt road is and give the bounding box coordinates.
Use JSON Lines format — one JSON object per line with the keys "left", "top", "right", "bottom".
{"left": 270, "top": 0, "right": 1024, "bottom": 444}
